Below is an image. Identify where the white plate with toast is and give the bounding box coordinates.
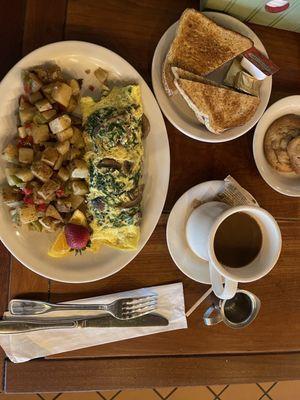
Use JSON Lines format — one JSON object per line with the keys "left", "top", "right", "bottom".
{"left": 253, "top": 96, "right": 300, "bottom": 197}
{"left": 152, "top": 11, "right": 272, "bottom": 143}
{"left": 0, "top": 41, "right": 170, "bottom": 283}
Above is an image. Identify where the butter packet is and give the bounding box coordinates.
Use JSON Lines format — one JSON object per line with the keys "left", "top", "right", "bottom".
{"left": 234, "top": 71, "right": 261, "bottom": 97}
{"left": 223, "top": 59, "right": 243, "bottom": 87}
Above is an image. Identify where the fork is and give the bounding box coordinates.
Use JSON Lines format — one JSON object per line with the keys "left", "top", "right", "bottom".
{"left": 9, "top": 295, "right": 158, "bottom": 320}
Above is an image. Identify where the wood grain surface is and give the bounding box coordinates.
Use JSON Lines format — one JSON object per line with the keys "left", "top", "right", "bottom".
{"left": 1, "top": 0, "right": 300, "bottom": 393}
{"left": 6, "top": 353, "right": 300, "bottom": 393}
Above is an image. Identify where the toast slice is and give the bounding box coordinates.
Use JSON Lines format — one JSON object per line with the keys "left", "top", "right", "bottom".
{"left": 163, "top": 9, "right": 253, "bottom": 96}
{"left": 174, "top": 78, "right": 260, "bottom": 134}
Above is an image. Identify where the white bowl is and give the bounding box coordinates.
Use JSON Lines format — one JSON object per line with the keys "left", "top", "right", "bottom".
{"left": 253, "top": 95, "right": 300, "bottom": 197}
{"left": 151, "top": 11, "right": 272, "bottom": 143}
{"left": 0, "top": 41, "right": 170, "bottom": 283}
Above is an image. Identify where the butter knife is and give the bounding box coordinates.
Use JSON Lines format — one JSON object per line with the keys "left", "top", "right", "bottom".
{"left": 0, "top": 313, "right": 169, "bottom": 334}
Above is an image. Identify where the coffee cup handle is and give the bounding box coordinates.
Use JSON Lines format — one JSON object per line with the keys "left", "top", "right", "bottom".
{"left": 203, "top": 305, "right": 222, "bottom": 326}
{"left": 209, "top": 261, "right": 238, "bottom": 299}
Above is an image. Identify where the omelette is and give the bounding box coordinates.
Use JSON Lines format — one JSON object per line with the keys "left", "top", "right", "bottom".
{"left": 81, "top": 85, "right": 144, "bottom": 250}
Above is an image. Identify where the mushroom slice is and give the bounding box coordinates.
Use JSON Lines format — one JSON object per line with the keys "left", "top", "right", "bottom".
{"left": 97, "top": 158, "right": 121, "bottom": 170}
{"left": 141, "top": 114, "right": 150, "bottom": 138}
{"left": 118, "top": 187, "right": 143, "bottom": 209}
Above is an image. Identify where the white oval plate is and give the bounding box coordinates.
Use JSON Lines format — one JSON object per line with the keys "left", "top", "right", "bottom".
{"left": 0, "top": 41, "right": 170, "bottom": 283}
{"left": 152, "top": 11, "right": 272, "bottom": 143}
{"left": 166, "top": 180, "right": 226, "bottom": 284}
{"left": 253, "top": 95, "right": 300, "bottom": 197}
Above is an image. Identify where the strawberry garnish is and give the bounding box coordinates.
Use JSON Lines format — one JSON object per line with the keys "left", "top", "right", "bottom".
{"left": 24, "top": 196, "right": 34, "bottom": 204}
{"left": 64, "top": 223, "right": 90, "bottom": 251}
{"left": 37, "top": 203, "right": 46, "bottom": 212}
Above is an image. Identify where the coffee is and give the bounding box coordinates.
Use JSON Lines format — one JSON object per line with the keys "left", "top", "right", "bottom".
{"left": 213, "top": 212, "right": 262, "bottom": 268}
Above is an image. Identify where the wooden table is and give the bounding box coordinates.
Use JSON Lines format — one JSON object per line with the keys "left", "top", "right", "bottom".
{"left": 1, "top": 0, "right": 300, "bottom": 394}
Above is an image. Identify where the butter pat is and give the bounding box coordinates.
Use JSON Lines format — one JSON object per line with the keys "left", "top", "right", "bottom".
{"left": 241, "top": 57, "right": 267, "bottom": 80}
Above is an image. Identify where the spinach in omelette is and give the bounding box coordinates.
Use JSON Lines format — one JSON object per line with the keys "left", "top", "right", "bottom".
{"left": 81, "top": 85, "right": 145, "bottom": 250}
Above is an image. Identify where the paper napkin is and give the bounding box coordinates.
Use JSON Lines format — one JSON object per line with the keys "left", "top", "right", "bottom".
{"left": 0, "top": 282, "right": 187, "bottom": 363}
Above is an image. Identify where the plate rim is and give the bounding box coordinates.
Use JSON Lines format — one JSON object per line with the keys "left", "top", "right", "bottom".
{"left": 151, "top": 11, "right": 272, "bottom": 143}
{"left": 0, "top": 40, "right": 170, "bottom": 283}
{"left": 253, "top": 95, "right": 300, "bottom": 197}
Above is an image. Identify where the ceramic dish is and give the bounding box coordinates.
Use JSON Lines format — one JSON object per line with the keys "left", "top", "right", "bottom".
{"left": 253, "top": 95, "right": 300, "bottom": 197}
{"left": 0, "top": 41, "right": 170, "bottom": 283}
{"left": 151, "top": 11, "right": 272, "bottom": 143}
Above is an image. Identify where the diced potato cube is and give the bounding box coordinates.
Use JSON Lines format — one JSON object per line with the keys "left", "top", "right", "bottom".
{"left": 69, "top": 79, "right": 81, "bottom": 96}
{"left": 56, "top": 140, "right": 70, "bottom": 155}
{"left": 53, "top": 154, "right": 64, "bottom": 170}
{"left": 71, "top": 180, "right": 88, "bottom": 195}
{"left": 35, "top": 98, "right": 52, "bottom": 112}
{"left": 68, "top": 146, "right": 81, "bottom": 161}
{"left": 39, "top": 216, "right": 60, "bottom": 231}
{"left": 70, "top": 127, "right": 85, "bottom": 149}
{"left": 57, "top": 166, "right": 70, "bottom": 182}
{"left": 41, "top": 147, "right": 59, "bottom": 167}
{"left": 31, "top": 64, "right": 63, "bottom": 83}
{"left": 5, "top": 165, "right": 19, "bottom": 186}
{"left": 94, "top": 67, "right": 108, "bottom": 84}
{"left": 19, "top": 204, "right": 38, "bottom": 224}
{"left": 41, "top": 109, "right": 56, "bottom": 121}
{"left": 56, "top": 197, "right": 73, "bottom": 213}
{"left": 28, "top": 91, "right": 43, "bottom": 104}
{"left": 2, "top": 143, "right": 19, "bottom": 163}
{"left": 18, "top": 126, "right": 27, "bottom": 138}
{"left": 1, "top": 186, "right": 23, "bottom": 207}
{"left": 19, "top": 107, "right": 36, "bottom": 125}
{"left": 19, "top": 95, "right": 31, "bottom": 110}
{"left": 69, "top": 194, "right": 84, "bottom": 210}
{"left": 31, "top": 124, "right": 49, "bottom": 144}
{"left": 66, "top": 96, "right": 77, "bottom": 113}
{"left": 31, "top": 161, "right": 53, "bottom": 182}
{"left": 46, "top": 204, "right": 63, "bottom": 221}
{"left": 19, "top": 147, "right": 34, "bottom": 164}
{"left": 70, "top": 159, "right": 88, "bottom": 179}
{"left": 22, "top": 71, "right": 43, "bottom": 94}
{"left": 56, "top": 127, "right": 73, "bottom": 142}
{"left": 51, "top": 82, "right": 72, "bottom": 107}
{"left": 14, "top": 168, "right": 34, "bottom": 182}
{"left": 42, "top": 83, "right": 56, "bottom": 103}
{"left": 32, "top": 112, "right": 46, "bottom": 125}
{"left": 49, "top": 114, "right": 72, "bottom": 134}
{"left": 37, "top": 179, "right": 60, "bottom": 200}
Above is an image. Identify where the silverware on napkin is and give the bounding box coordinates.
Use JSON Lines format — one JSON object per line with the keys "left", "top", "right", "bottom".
{"left": 0, "top": 313, "right": 169, "bottom": 334}
{"left": 9, "top": 295, "right": 158, "bottom": 320}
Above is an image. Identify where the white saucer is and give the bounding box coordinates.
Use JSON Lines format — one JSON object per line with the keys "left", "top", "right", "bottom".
{"left": 166, "top": 180, "right": 226, "bottom": 284}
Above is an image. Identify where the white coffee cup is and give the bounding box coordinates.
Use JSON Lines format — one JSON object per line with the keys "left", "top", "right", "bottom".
{"left": 186, "top": 202, "right": 282, "bottom": 299}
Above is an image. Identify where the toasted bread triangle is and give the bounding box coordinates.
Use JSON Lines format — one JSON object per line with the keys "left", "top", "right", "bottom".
{"left": 175, "top": 78, "right": 260, "bottom": 134}
{"left": 163, "top": 9, "right": 253, "bottom": 96}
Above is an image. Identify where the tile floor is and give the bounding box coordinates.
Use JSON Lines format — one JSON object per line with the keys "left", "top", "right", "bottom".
{"left": 1, "top": 381, "right": 300, "bottom": 400}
